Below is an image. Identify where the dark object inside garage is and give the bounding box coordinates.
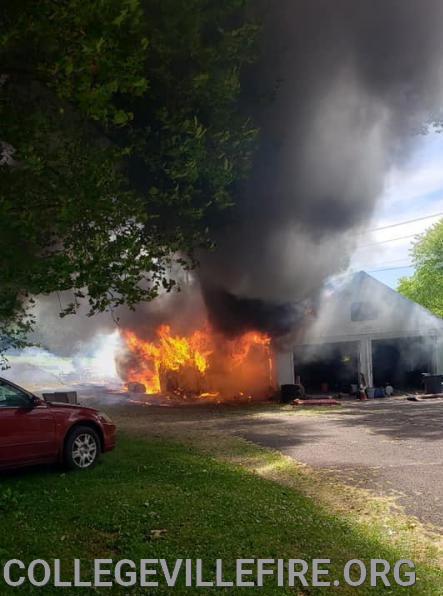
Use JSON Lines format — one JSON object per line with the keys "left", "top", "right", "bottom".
{"left": 372, "top": 337, "right": 435, "bottom": 390}
{"left": 294, "top": 341, "right": 359, "bottom": 393}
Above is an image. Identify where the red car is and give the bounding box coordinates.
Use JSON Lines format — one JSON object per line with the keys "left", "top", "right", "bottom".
{"left": 0, "top": 377, "right": 116, "bottom": 471}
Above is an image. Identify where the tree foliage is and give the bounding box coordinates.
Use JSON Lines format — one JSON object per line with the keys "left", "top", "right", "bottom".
{"left": 398, "top": 219, "right": 443, "bottom": 318}
{"left": 0, "top": 0, "right": 259, "bottom": 355}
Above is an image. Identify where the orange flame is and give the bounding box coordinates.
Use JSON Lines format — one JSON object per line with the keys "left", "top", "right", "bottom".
{"left": 121, "top": 324, "right": 274, "bottom": 399}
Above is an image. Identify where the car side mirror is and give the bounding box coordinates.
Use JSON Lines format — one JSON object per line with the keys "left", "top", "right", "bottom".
{"left": 29, "top": 395, "right": 42, "bottom": 407}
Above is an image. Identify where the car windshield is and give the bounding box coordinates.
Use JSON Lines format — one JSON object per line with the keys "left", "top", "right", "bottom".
{"left": 0, "top": 381, "right": 31, "bottom": 408}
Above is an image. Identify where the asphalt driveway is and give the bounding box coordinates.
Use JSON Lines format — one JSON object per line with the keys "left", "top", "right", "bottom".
{"left": 237, "top": 399, "right": 443, "bottom": 529}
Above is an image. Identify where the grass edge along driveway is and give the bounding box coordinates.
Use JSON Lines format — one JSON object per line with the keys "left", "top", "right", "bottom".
{"left": 0, "top": 433, "right": 441, "bottom": 595}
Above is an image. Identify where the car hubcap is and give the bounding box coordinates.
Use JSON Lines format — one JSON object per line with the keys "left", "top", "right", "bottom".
{"left": 72, "top": 433, "right": 97, "bottom": 468}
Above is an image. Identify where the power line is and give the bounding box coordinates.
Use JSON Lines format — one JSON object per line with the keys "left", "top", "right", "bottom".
{"left": 370, "top": 257, "right": 413, "bottom": 265}
{"left": 366, "top": 265, "right": 414, "bottom": 273}
{"left": 356, "top": 256, "right": 414, "bottom": 267}
{"left": 358, "top": 258, "right": 413, "bottom": 268}
{"left": 367, "top": 211, "right": 443, "bottom": 233}
{"left": 360, "top": 256, "right": 443, "bottom": 268}
{"left": 356, "top": 233, "right": 417, "bottom": 249}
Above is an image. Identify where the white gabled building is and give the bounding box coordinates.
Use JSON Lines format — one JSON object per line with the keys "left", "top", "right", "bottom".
{"left": 277, "top": 271, "right": 443, "bottom": 392}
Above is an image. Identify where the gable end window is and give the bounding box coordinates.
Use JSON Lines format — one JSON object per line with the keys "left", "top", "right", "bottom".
{"left": 351, "top": 301, "right": 378, "bottom": 322}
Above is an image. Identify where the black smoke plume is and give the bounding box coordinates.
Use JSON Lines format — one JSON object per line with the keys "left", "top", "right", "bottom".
{"left": 202, "top": 285, "right": 304, "bottom": 338}
{"left": 199, "top": 0, "right": 443, "bottom": 335}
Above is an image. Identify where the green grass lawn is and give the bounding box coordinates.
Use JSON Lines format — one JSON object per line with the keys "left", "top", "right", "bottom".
{"left": 0, "top": 434, "right": 441, "bottom": 594}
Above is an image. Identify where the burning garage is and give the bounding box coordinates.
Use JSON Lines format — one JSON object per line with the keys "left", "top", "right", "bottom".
{"left": 116, "top": 318, "right": 275, "bottom": 402}
{"left": 277, "top": 271, "right": 443, "bottom": 395}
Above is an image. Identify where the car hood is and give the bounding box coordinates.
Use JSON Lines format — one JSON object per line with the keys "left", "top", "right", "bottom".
{"left": 44, "top": 400, "right": 98, "bottom": 414}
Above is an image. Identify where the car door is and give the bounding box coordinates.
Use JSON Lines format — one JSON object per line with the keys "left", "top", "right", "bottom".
{"left": 0, "top": 380, "right": 57, "bottom": 467}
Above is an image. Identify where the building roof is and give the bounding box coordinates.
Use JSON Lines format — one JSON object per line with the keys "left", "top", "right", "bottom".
{"left": 298, "top": 271, "right": 443, "bottom": 345}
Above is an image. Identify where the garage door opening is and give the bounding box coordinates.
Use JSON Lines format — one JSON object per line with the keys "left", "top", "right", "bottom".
{"left": 372, "top": 336, "right": 435, "bottom": 390}
{"left": 294, "top": 341, "right": 359, "bottom": 393}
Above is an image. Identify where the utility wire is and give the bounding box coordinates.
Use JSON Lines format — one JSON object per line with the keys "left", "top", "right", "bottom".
{"left": 366, "top": 265, "right": 414, "bottom": 273}
{"left": 357, "top": 256, "right": 414, "bottom": 265}
{"left": 366, "top": 257, "right": 414, "bottom": 265}
{"left": 356, "top": 233, "right": 417, "bottom": 249}
{"left": 367, "top": 211, "right": 443, "bottom": 233}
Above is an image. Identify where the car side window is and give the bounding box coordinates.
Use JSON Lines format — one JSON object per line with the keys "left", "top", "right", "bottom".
{"left": 0, "top": 383, "right": 31, "bottom": 408}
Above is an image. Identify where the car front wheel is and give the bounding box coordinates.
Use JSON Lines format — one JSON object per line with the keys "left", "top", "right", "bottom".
{"left": 65, "top": 426, "right": 100, "bottom": 470}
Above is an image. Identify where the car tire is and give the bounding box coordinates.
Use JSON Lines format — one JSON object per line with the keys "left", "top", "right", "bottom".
{"left": 64, "top": 426, "right": 101, "bottom": 471}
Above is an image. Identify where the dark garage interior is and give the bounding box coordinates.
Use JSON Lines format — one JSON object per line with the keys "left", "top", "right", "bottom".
{"left": 372, "top": 336, "right": 435, "bottom": 390}
{"left": 294, "top": 336, "right": 437, "bottom": 394}
{"left": 294, "top": 341, "right": 359, "bottom": 393}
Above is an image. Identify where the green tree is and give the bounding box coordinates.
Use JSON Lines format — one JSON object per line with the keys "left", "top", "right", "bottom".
{"left": 398, "top": 219, "right": 443, "bottom": 317}
{"left": 0, "top": 0, "right": 259, "bottom": 361}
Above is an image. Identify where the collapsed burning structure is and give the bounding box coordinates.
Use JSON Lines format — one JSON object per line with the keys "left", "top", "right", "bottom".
{"left": 118, "top": 324, "right": 273, "bottom": 401}
{"left": 113, "top": 283, "right": 302, "bottom": 401}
